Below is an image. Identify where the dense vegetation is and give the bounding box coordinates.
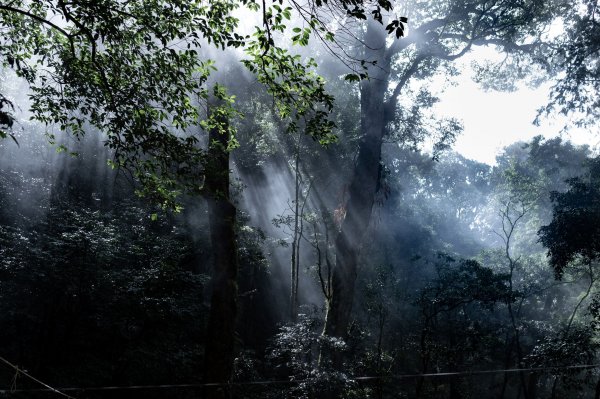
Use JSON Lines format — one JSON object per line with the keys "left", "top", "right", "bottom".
{"left": 0, "top": 0, "right": 599, "bottom": 398}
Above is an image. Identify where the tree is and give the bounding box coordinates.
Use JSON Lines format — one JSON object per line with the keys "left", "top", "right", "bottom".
{"left": 0, "top": 0, "right": 405, "bottom": 392}
{"left": 540, "top": 0, "right": 600, "bottom": 127}
{"left": 0, "top": 0, "right": 341, "bottom": 205}
{"left": 324, "top": 0, "right": 558, "bottom": 353}
{"left": 539, "top": 158, "right": 600, "bottom": 279}
{"left": 202, "top": 93, "right": 240, "bottom": 395}
{"left": 415, "top": 256, "right": 513, "bottom": 398}
{"left": 0, "top": 177, "right": 208, "bottom": 394}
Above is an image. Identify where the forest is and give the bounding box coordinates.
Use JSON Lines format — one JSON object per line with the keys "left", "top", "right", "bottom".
{"left": 0, "top": 0, "right": 600, "bottom": 398}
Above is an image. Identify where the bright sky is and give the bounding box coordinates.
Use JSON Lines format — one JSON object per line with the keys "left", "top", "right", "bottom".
{"left": 433, "top": 50, "right": 600, "bottom": 165}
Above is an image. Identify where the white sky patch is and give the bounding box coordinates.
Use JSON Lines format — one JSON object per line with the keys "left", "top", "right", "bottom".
{"left": 435, "top": 78, "right": 548, "bottom": 164}
{"left": 433, "top": 49, "right": 600, "bottom": 165}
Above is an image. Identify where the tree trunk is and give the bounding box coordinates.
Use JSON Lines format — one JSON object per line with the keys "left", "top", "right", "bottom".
{"left": 203, "top": 104, "right": 238, "bottom": 399}
{"left": 290, "top": 133, "right": 301, "bottom": 321}
{"left": 527, "top": 372, "right": 537, "bottom": 399}
{"left": 594, "top": 374, "right": 600, "bottom": 399}
{"left": 323, "top": 18, "right": 388, "bottom": 348}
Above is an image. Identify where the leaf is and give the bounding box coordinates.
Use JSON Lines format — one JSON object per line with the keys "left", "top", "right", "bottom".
{"left": 0, "top": 130, "right": 18, "bottom": 146}
{"left": 385, "top": 21, "right": 397, "bottom": 34}
{"left": 396, "top": 26, "right": 405, "bottom": 38}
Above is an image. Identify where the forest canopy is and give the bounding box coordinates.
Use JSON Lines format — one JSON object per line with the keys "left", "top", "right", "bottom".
{"left": 1, "top": 1, "right": 600, "bottom": 399}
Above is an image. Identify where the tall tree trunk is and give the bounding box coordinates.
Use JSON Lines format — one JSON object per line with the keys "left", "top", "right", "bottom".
{"left": 290, "top": 132, "right": 301, "bottom": 321}
{"left": 203, "top": 104, "right": 238, "bottom": 399}
{"left": 323, "top": 19, "right": 388, "bottom": 347}
{"left": 527, "top": 372, "right": 537, "bottom": 399}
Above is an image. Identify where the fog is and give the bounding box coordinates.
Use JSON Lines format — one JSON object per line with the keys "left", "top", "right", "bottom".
{"left": 1, "top": 1, "right": 600, "bottom": 398}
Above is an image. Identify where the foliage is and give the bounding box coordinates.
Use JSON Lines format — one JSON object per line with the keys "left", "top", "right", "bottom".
{"left": 1, "top": 129, "right": 599, "bottom": 397}
{"left": 388, "top": 88, "right": 462, "bottom": 160}
{"left": 418, "top": 255, "right": 513, "bottom": 315}
{"left": 0, "top": 0, "right": 407, "bottom": 210}
{"left": 542, "top": 0, "right": 600, "bottom": 127}
{"left": 2, "top": 0, "right": 600, "bottom": 397}
{"left": 528, "top": 325, "right": 599, "bottom": 391}
{"left": 539, "top": 158, "right": 600, "bottom": 278}
{"left": 268, "top": 311, "right": 353, "bottom": 398}
{"left": 0, "top": 93, "right": 16, "bottom": 144}
{"left": 0, "top": 185, "right": 207, "bottom": 388}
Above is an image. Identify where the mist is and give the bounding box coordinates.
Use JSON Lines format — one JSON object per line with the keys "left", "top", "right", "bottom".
{"left": 1, "top": 1, "right": 600, "bottom": 398}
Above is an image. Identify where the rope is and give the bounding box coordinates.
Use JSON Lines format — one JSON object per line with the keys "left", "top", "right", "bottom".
{"left": 353, "top": 363, "right": 600, "bottom": 381}
{"left": 0, "top": 356, "right": 75, "bottom": 399}
{"left": 0, "top": 363, "right": 599, "bottom": 394}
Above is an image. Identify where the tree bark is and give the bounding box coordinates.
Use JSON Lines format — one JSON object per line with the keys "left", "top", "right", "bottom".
{"left": 323, "top": 19, "right": 388, "bottom": 347}
{"left": 290, "top": 132, "right": 301, "bottom": 321}
{"left": 203, "top": 104, "right": 238, "bottom": 399}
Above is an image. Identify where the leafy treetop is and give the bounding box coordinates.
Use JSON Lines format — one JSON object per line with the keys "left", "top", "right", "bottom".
{"left": 539, "top": 158, "right": 600, "bottom": 279}
{"left": 0, "top": 0, "right": 405, "bottom": 209}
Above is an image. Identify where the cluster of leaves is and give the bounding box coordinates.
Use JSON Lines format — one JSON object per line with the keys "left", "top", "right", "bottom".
{"left": 0, "top": 93, "right": 16, "bottom": 144}
{"left": 527, "top": 326, "right": 599, "bottom": 391}
{"left": 388, "top": 88, "right": 462, "bottom": 160}
{"left": 417, "top": 255, "right": 514, "bottom": 315}
{"left": 539, "top": 158, "right": 600, "bottom": 278}
{"left": 1, "top": 0, "right": 248, "bottom": 209}
{"left": 267, "top": 311, "right": 353, "bottom": 398}
{"left": 495, "top": 137, "right": 590, "bottom": 205}
{"left": 336, "top": 0, "right": 407, "bottom": 40}
{"left": 0, "top": 194, "right": 207, "bottom": 389}
{"left": 0, "top": 0, "right": 408, "bottom": 211}
{"left": 242, "top": 4, "right": 337, "bottom": 144}
{"left": 403, "top": 254, "right": 515, "bottom": 396}
{"left": 543, "top": 0, "right": 600, "bottom": 126}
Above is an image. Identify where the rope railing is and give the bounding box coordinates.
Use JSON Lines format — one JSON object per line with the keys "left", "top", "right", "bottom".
{"left": 1, "top": 358, "right": 599, "bottom": 395}
{"left": 0, "top": 356, "right": 75, "bottom": 399}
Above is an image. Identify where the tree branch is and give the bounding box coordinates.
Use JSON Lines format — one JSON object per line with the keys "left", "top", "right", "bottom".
{"left": 383, "top": 54, "right": 426, "bottom": 123}
{"left": 0, "top": 4, "right": 72, "bottom": 38}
